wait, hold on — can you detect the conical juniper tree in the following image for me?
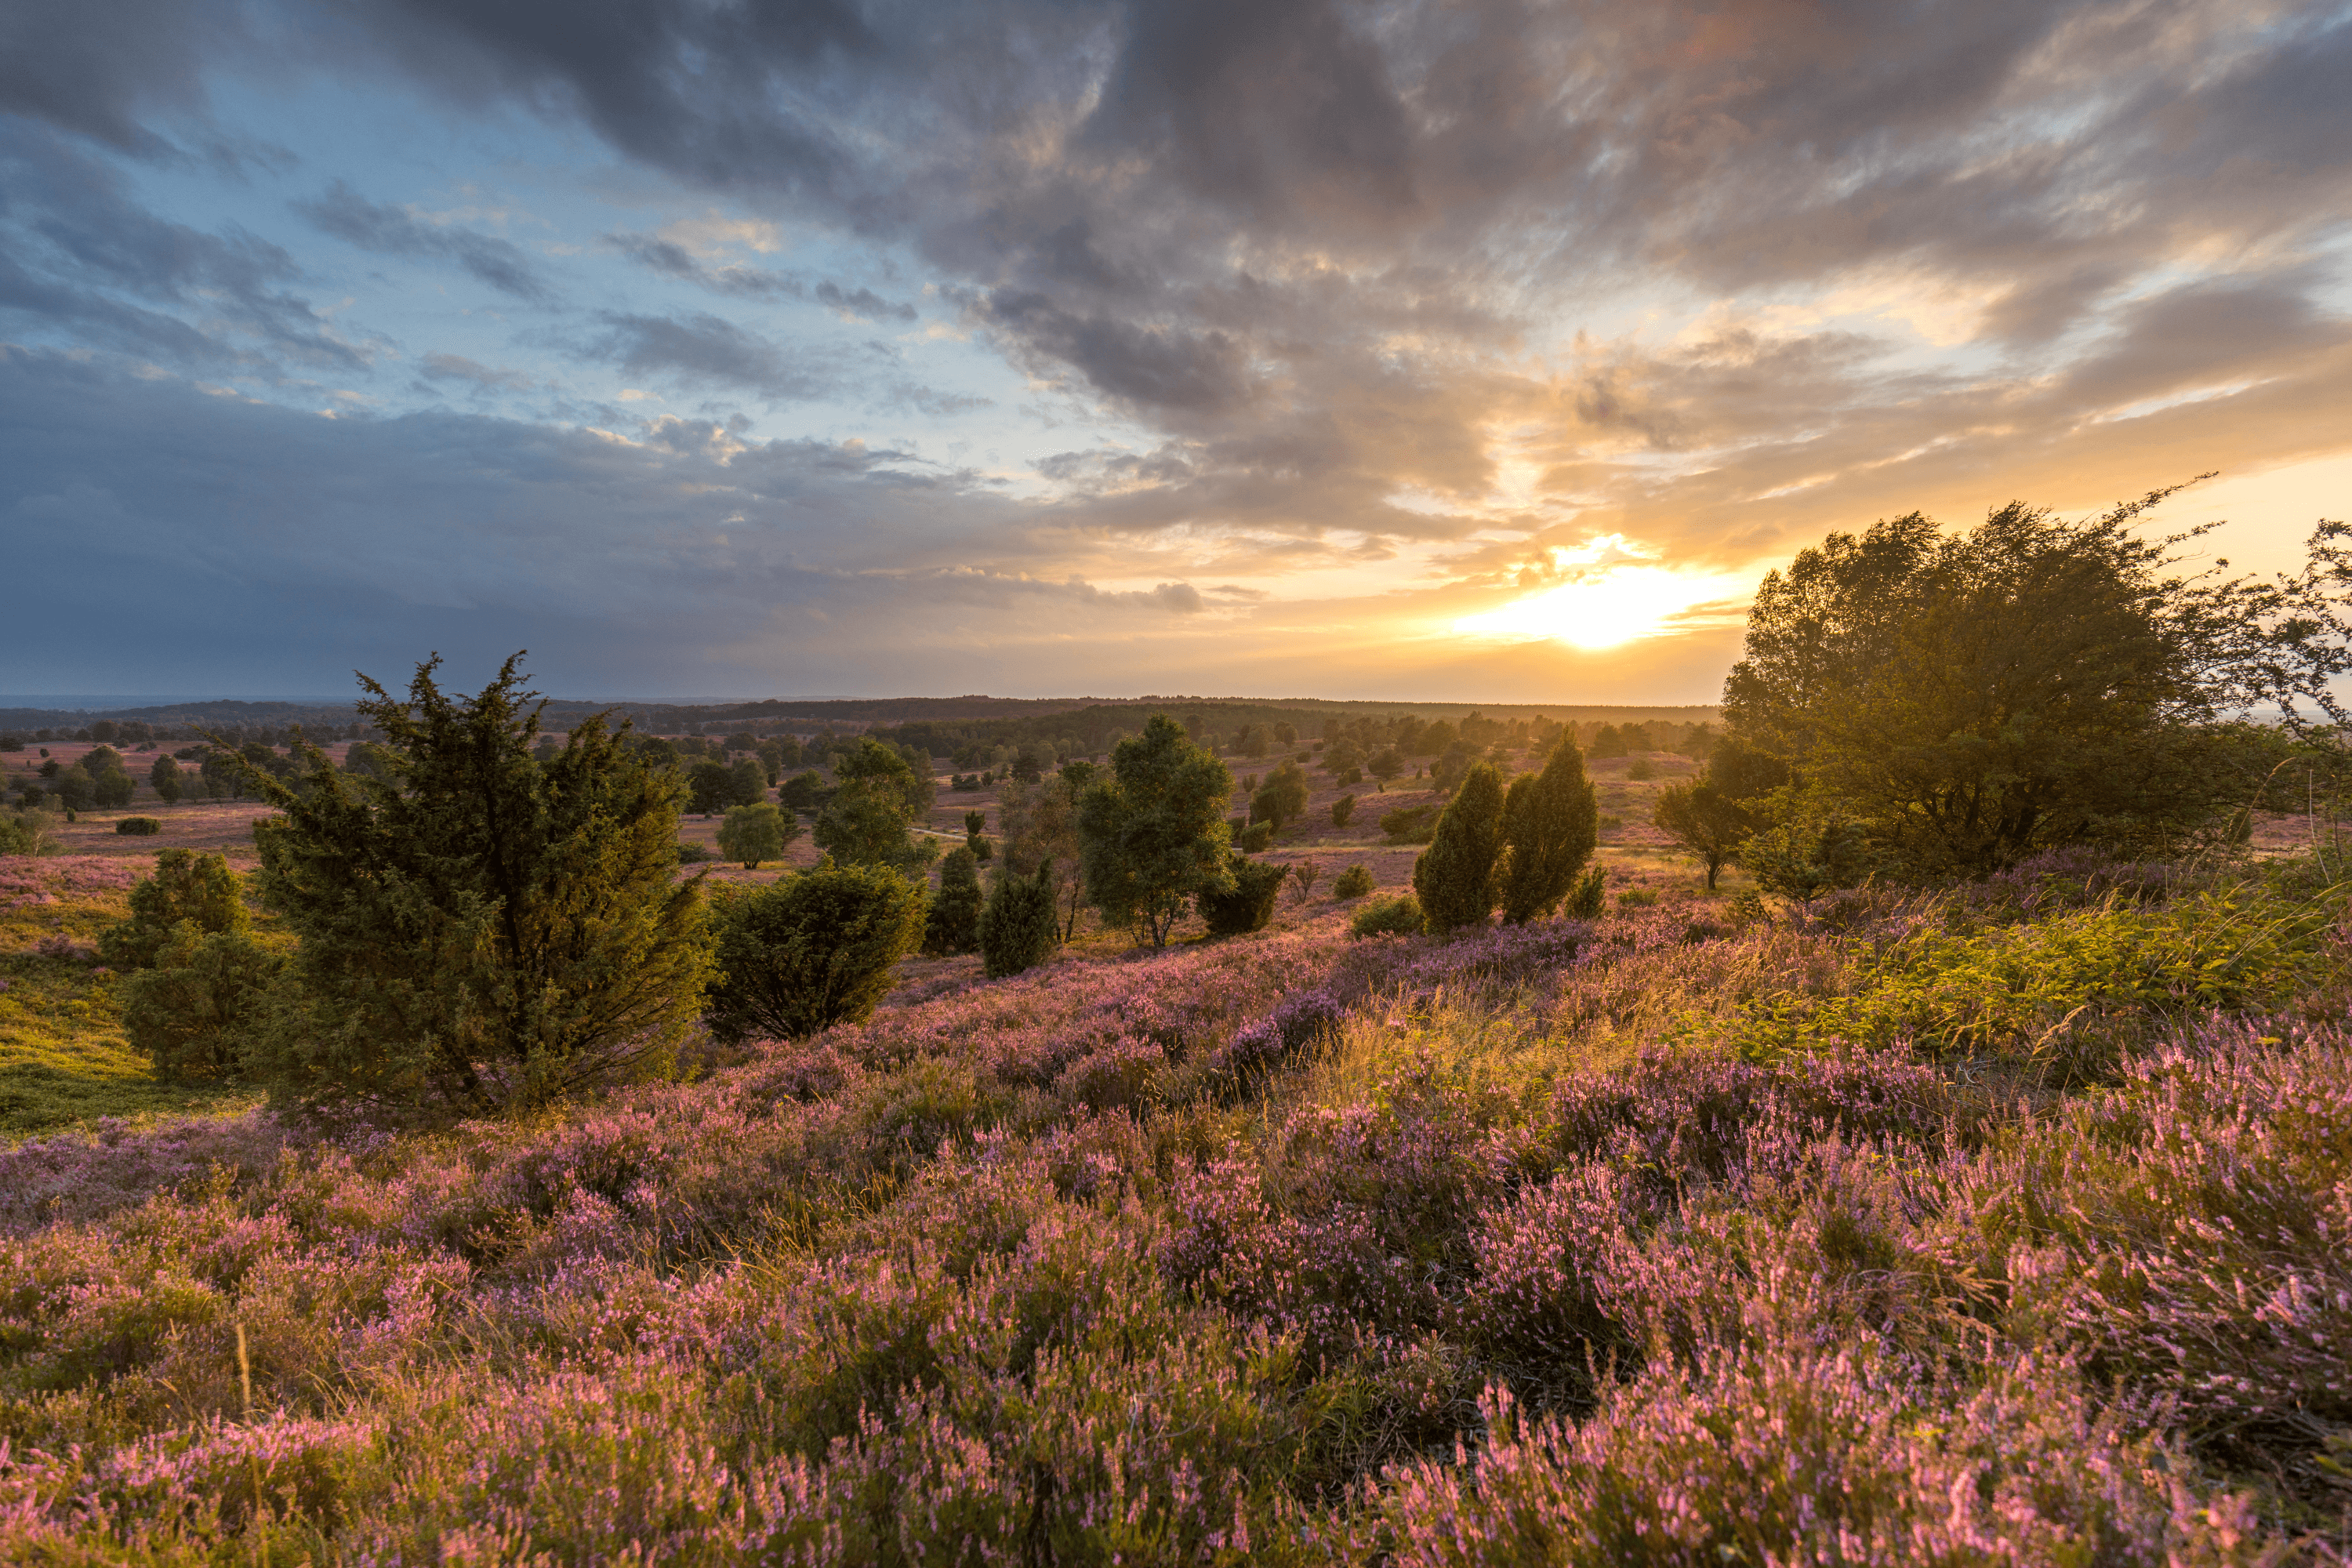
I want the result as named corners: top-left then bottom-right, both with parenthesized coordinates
top-left (240, 654), bottom-right (713, 1116)
top-left (1497, 737), bottom-right (1600, 923)
top-left (1413, 761), bottom-right (1507, 931)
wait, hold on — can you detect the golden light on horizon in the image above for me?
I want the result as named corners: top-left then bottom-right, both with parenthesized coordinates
top-left (1454, 564), bottom-right (1720, 650)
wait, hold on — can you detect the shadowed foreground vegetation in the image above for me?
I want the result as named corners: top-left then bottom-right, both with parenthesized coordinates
top-left (4, 844), bottom-right (2350, 1563)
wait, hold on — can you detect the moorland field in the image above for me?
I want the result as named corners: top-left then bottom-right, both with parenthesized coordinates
top-left (7, 495), bottom-right (2352, 1563)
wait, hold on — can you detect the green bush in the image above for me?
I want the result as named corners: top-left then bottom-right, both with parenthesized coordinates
top-left (1236, 820), bottom-right (1273, 853)
top-left (1198, 855), bottom-right (1287, 936)
top-left (0, 810), bottom-right (51, 855)
top-left (1331, 794), bottom-right (1356, 828)
top-left (979, 862), bottom-right (1059, 978)
top-left (1497, 740), bottom-right (1599, 924)
top-left (114, 816), bottom-right (162, 836)
top-left (708, 862), bottom-right (927, 1041)
top-left (100, 849), bottom-right (249, 971)
top-left (716, 800), bottom-right (799, 867)
top-left (1565, 865), bottom-right (1606, 918)
top-left (1349, 893), bottom-right (1425, 938)
top-left (1333, 864), bottom-right (1374, 899)
top-left (925, 846), bottom-right (983, 956)
top-left (1380, 804), bottom-right (1438, 844)
top-left (1414, 763), bottom-right (1506, 931)
top-left (675, 841), bottom-right (714, 864)
top-left (121, 926), bottom-right (284, 1081)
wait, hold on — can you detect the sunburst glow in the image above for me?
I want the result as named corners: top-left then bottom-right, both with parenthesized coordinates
top-left (1454, 566), bottom-right (1715, 651)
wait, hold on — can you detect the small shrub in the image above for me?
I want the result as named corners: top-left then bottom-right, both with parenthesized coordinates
top-left (1334, 865), bottom-right (1375, 899)
top-left (1287, 858), bottom-right (1320, 902)
top-left (1332, 794), bottom-right (1357, 828)
top-left (706, 862), bottom-right (927, 1041)
top-left (114, 816), bottom-right (162, 836)
top-left (121, 927), bottom-right (284, 1081)
top-left (100, 849), bottom-right (249, 971)
top-left (1199, 855), bottom-right (1287, 936)
top-left (1564, 865), bottom-right (1606, 918)
top-left (674, 841), bottom-right (713, 864)
top-left (924, 846), bottom-right (983, 956)
top-left (1381, 804), bottom-right (1438, 844)
top-left (1627, 757), bottom-right (1655, 780)
top-left (1236, 820), bottom-right (1273, 853)
top-left (979, 862), bottom-right (1060, 978)
top-left (1351, 893), bottom-right (1425, 938)
top-left (1618, 887), bottom-right (1659, 910)
top-left (0, 810), bottom-right (51, 855)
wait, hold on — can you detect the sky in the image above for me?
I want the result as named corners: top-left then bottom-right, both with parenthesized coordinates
top-left (5, 0), bottom-right (2351, 704)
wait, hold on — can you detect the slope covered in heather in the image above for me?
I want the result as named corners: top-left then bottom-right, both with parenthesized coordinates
top-left (2, 851), bottom-right (2349, 1562)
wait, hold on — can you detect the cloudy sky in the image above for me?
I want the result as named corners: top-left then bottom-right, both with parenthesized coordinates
top-left (5, 0), bottom-right (2350, 702)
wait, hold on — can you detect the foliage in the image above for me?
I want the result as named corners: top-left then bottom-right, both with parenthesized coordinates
top-left (1236, 819), bottom-right (1273, 852)
top-left (5, 847), bottom-right (2352, 1560)
top-left (780, 770), bottom-right (824, 809)
top-left (1723, 488), bottom-right (2292, 875)
top-left (1287, 858), bottom-right (1320, 902)
top-left (112, 815), bottom-right (158, 836)
top-left (1381, 804), bottom-right (1438, 844)
top-left (979, 861), bottom-right (1060, 978)
top-left (1563, 863), bottom-right (1606, 918)
top-left (52, 764), bottom-right (95, 812)
top-left (1198, 854), bottom-right (1289, 936)
top-left (997, 776), bottom-right (1087, 940)
top-left (673, 840), bottom-right (713, 864)
top-left (98, 849), bottom-right (249, 971)
top-left (706, 861), bottom-right (926, 1041)
top-left (715, 801), bottom-right (798, 868)
top-left (1497, 739), bottom-right (1599, 924)
top-left (1348, 891), bottom-right (1425, 936)
top-left (1368, 747), bottom-right (1404, 787)
top-left (1250, 760), bottom-right (1309, 832)
top-left (241, 655), bottom-right (713, 1116)
top-left (1331, 793), bottom-right (1356, 828)
top-left (93, 767), bottom-right (135, 809)
top-left (687, 758), bottom-right (760, 815)
top-left (119, 926), bottom-right (283, 1081)
top-left (1414, 762), bottom-right (1507, 931)
top-left (0, 810), bottom-right (53, 855)
top-left (1652, 778), bottom-right (1751, 891)
top-left (1740, 812), bottom-right (1872, 903)
top-left (1078, 714), bottom-right (1232, 948)
top-left (1333, 864), bottom-right (1375, 899)
top-left (924, 846), bottom-right (984, 956)
top-left (812, 769), bottom-right (935, 876)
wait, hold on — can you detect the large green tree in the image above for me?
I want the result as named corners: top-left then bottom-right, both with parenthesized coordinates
top-left (1723, 488), bottom-right (2282, 875)
top-left (1078, 714), bottom-right (1232, 948)
top-left (813, 737), bottom-right (935, 874)
top-left (1497, 739), bottom-right (1599, 923)
top-left (241, 655), bottom-right (712, 1114)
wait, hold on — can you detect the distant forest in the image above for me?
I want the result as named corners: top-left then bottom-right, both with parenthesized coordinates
top-left (1, 694), bottom-right (1719, 760)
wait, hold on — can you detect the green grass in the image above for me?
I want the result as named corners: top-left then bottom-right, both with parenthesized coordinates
top-left (0, 873), bottom-right (257, 1138)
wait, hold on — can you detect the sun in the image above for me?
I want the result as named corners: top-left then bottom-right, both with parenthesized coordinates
top-left (1454, 565), bottom-right (1708, 650)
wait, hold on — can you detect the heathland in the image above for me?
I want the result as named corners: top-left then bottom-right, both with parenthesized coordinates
top-left (5, 495), bottom-right (2352, 1561)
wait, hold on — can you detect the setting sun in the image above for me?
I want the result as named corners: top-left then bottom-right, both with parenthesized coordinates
top-left (1454, 566), bottom-right (1719, 650)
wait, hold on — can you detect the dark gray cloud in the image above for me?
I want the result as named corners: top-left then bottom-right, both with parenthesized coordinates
top-left (604, 230), bottom-right (915, 318)
top-left (0, 122), bottom-right (358, 367)
top-left (586, 310), bottom-right (839, 401)
top-left (295, 180), bottom-right (550, 299)
top-left (0, 0), bottom-right (244, 154)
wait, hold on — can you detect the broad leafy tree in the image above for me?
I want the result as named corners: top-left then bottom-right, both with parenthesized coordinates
top-left (1724, 486), bottom-right (2286, 875)
top-left (814, 737), bottom-right (935, 874)
top-left (1250, 760), bottom-right (1309, 833)
top-left (1497, 738), bottom-right (1599, 923)
top-left (1652, 778), bottom-right (1749, 891)
top-left (241, 655), bottom-right (713, 1115)
top-left (149, 753), bottom-right (183, 804)
top-left (717, 800), bottom-right (799, 868)
top-left (1078, 714), bottom-right (1232, 948)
